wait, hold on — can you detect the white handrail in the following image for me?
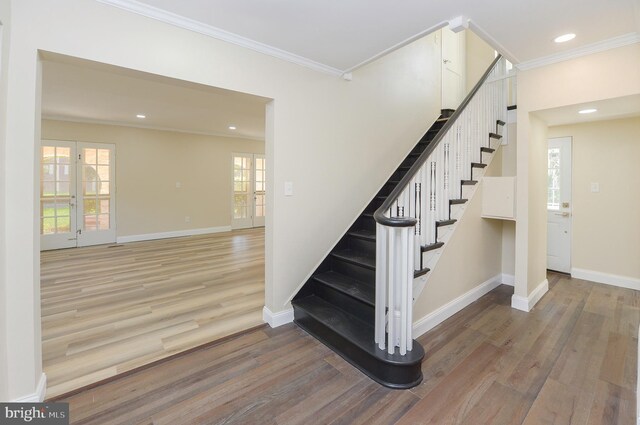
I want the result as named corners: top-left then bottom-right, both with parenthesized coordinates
top-left (375, 57), bottom-right (511, 354)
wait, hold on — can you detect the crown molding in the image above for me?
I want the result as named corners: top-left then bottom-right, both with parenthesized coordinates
top-left (42, 115), bottom-right (265, 141)
top-left (516, 32), bottom-right (640, 71)
top-left (95, 0), bottom-right (345, 77)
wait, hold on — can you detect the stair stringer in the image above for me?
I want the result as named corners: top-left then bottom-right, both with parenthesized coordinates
top-left (412, 135), bottom-right (505, 300)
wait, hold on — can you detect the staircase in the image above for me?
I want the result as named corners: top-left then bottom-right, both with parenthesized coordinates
top-left (292, 56), bottom-right (511, 389)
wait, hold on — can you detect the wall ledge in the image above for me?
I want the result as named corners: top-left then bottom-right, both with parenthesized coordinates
top-left (263, 306), bottom-right (294, 328)
top-left (11, 373), bottom-right (46, 402)
top-left (116, 226), bottom-right (232, 244)
top-left (572, 268), bottom-right (640, 291)
top-left (511, 279), bottom-right (548, 312)
top-left (413, 274), bottom-right (505, 338)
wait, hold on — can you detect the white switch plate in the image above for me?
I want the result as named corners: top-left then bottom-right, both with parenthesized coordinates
top-left (284, 181), bottom-right (293, 196)
top-left (590, 182), bottom-right (599, 193)
top-left (176, 182), bottom-right (181, 188)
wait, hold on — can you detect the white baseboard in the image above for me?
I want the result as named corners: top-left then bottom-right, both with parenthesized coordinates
top-left (413, 274), bottom-right (503, 338)
top-left (263, 306), bottom-right (294, 328)
top-left (12, 373), bottom-right (46, 402)
top-left (571, 268), bottom-right (640, 291)
top-left (511, 279), bottom-right (549, 312)
top-left (501, 273), bottom-right (515, 286)
top-left (116, 226), bottom-right (231, 244)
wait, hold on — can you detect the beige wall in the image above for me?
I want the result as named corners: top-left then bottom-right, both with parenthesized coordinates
top-left (466, 30), bottom-right (496, 92)
top-left (1, 0), bottom-right (443, 399)
top-left (516, 43), bottom-right (640, 300)
top-left (549, 117), bottom-right (640, 280)
top-left (42, 120), bottom-right (264, 237)
top-left (0, 0), bottom-right (11, 402)
top-left (501, 122), bottom-right (517, 277)
top-left (413, 149), bottom-right (504, 319)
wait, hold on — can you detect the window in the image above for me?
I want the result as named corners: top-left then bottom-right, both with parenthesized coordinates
top-left (547, 147), bottom-right (561, 210)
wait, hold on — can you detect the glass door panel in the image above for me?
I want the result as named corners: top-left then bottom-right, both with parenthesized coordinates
top-left (232, 154), bottom-right (253, 229)
top-left (40, 141), bottom-right (77, 250)
top-left (253, 155), bottom-right (266, 227)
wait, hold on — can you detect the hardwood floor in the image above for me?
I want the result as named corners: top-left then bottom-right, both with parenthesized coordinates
top-left (55, 272), bottom-right (638, 424)
top-left (41, 228), bottom-right (265, 399)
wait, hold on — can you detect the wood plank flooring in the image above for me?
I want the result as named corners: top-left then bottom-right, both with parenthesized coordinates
top-left (55, 272), bottom-right (638, 424)
top-left (41, 228), bottom-right (265, 399)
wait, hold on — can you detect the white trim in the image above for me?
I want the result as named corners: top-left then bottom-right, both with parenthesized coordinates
top-left (344, 22), bottom-right (447, 73)
top-left (511, 279), bottom-right (548, 312)
top-left (42, 115), bottom-right (266, 142)
top-left (95, 0), bottom-right (344, 77)
top-left (501, 273), bottom-right (515, 286)
top-left (571, 267), bottom-right (640, 291)
top-left (116, 226), bottom-right (231, 244)
top-left (262, 306), bottom-right (294, 328)
top-left (507, 108), bottom-right (517, 124)
top-left (12, 374), bottom-right (47, 402)
top-left (516, 32), bottom-right (640, 71)
top-left (413, 274), bottom-right (503, 338)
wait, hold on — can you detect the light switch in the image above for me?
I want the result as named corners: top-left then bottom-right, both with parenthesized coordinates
top-left (284, 181), bottom-right (293, 196)
top-left (176, 182), bottom-right (182, 189)
top-left (590, 182), bottom-right (599, 193)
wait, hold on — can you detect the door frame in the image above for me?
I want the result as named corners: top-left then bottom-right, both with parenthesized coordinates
top-left (546, 136), bottom-right (572, 273)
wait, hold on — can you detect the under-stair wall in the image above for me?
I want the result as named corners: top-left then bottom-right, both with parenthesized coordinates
top-left (412, 147), bottom-right (507, 335)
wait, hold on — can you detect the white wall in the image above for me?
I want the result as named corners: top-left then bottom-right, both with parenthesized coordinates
top-left (548, 117), bottom-right (640, 281)
top-left (466, 30), bottom-right (496, 92)
top-left (515, 43), bottom-right (640, 302)
top-left (1, 0), bottom-right (442, 399)
top-left (0, 0), bottom-right (11, 402)
top-left (42, 120), bottom-right (264, 238)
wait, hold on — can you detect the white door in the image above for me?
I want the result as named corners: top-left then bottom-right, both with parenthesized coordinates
top-left (547, 137), bottom-right (572, 273)
top-left (232, 153), bottom-right (265, 229)
top-left (441, 27), bottom-right (466, 110)
top-left (40, 140), bottom-right (116, 250)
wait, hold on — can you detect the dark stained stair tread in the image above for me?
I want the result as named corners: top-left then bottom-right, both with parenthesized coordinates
top-left (461, 180), bottom-right (478, 185)
top-left (414, 267), bottom-right (430, 278)
top-left (480, 147), bottom-right (495, 153)
top-left (421, 241), bottom-right (444, 252)
top-left (292, 295), bottom-right (424, 388)
top-left (313, 271), bottom-right (374, 306)
top-left (449, 199), bottom-right (468, 205)
top-left (489, 132), bottom-right (503, 139)
top-left (331, 249), bottom-right (375, 270)
top-left (471, 162), bottom-right (487, 168)
top-left (348, 229), bottom-right (376, 242)
top-left (435, 219), bottom-right (456, 227)
top-left (497, 120), bottom-right (506, 126)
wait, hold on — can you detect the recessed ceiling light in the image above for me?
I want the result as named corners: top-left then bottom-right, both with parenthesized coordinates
top-left (554, 33), bottom-right (576, 43)
top-left (578, 108), bottom-right (597, 114)
top-left (228, 125), bottom-right (237, 130)
top-left (136, 114), bottom-right (146, 119)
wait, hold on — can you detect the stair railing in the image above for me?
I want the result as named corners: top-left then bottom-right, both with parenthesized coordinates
top-left (373, 55), bottom-right (509, 355)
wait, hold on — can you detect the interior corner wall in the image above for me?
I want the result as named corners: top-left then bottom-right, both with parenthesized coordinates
top-left (515, 43), bottom-right (640, 300)
top-left (2, 0), bottom-right (442, 399)
top-left (465, 30), bottom-right (496, 92)
top-left (548, 117), bottom-right (640, 281)
top-left (41, 120), bottom-right (264, 238)
top-left (0, 0), bottom-right (11, 402)
top-left (413, 148), bottom-right (504, 320)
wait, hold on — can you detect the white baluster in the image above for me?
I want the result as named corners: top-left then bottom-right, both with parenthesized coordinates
top-left (375, 223), bottom-right (387, 350)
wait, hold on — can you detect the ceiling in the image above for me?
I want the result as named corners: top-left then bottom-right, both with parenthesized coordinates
top-left (41, 56), bottom-right (269, 140)
top-left (534, 94), bottom-right (640, 127)
top-left (104, 0), bottom-right (640, 72)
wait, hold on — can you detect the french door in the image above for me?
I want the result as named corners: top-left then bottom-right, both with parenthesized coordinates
top-left (40, 140), bottom-right (116, 250)
top-left (232, 153), bottom-right (265, 229)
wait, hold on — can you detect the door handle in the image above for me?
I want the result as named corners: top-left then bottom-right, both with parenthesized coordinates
top-left (554, 212), bottom-right (570, 217)
top-left (443, 59), bottom-right (451, 64)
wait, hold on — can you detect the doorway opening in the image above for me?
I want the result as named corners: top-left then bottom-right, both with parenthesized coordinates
top-left (38, 53), bottom-right (270, 398)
